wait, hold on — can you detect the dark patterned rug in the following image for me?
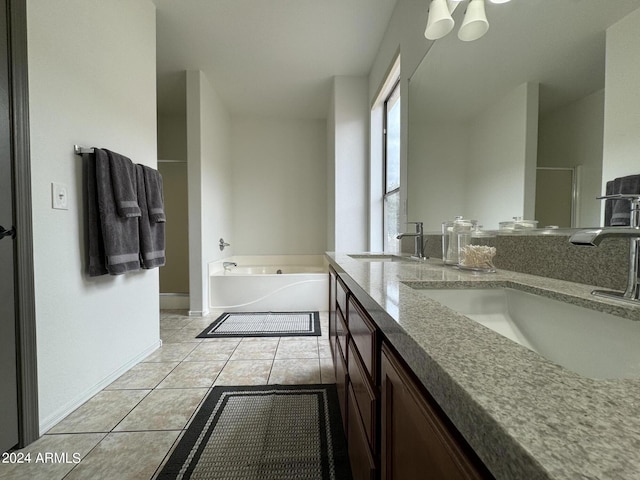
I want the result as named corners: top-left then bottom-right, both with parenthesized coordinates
top-left (196, 311), bottom-right (321, 338)
top-left (156, 384), bottom-right (351, 480)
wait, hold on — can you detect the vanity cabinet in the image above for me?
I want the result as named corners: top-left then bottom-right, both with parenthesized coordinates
top-left (328, 266), bottom-right (493, 480)
top-left (381, 344), bottom-right (491, 480)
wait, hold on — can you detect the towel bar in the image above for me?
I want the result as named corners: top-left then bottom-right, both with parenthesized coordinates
top-left (74, 145), bottom-right (94, 155)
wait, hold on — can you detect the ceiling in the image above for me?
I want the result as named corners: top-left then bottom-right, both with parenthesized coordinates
top-left (153, 0), bottom-right (398, 119)
top-left (410, 0), bottom-right (640, 122)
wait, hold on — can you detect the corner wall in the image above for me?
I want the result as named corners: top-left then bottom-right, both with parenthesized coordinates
top-left (27, 0), bottom-right (159, 431)
top-left (186, 71), bottom-right (232, 315)
top-left (330, 76), bottom-right (369, 253)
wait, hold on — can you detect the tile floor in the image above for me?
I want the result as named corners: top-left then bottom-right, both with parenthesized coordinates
top-left (0, 310), bottom-right (335, 480)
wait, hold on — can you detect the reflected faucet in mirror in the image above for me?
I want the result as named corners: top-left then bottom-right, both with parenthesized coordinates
top-left (570, 195), bottom-right (640, 303)
top-left (397, 222), bottom-right (428, 260)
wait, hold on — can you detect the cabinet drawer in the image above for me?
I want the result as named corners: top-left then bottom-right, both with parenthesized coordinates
top-left (335, 340), bottom-right (348, 432)
top-left (336, 276), bottom-right (348, 317)
top-left (348, 340), bottom-right (377, 453)
top-left (347, 383), bottom-right (376, 480)
top-left (337, 308), bottom-right (348, 360)
top-left (348, 297), bottom-right (377, 379)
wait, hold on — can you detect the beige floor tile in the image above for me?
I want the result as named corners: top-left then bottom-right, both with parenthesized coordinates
top-left (269, 359), bottom-right (321, 384)
top-left (0, 433), bottom-right (105, 480)
top-left (214, 360), bottom-right (273, 385)
top-left (160, 329), bottom-right (204, 344)
top-left (63, 431), bottom-right (180, 480)
top-left (183, 340), bottom-right (239, 361)
top-left (157, 361), bottom-right (226, 389)
top-left (275, 337), bottom-right (319, 359)
top-left (106, 362), bottom-right (178, 390)
top-left (229, 338), bottom-right (279, 360)
top-left (48, 390), bottom-right (150, 434)
top-left (320, 357), bottom-right (336, 384)
top-left (318, 339), bottom-right (333, 358)
top-left (159, 316), bottom-right (192, 331)
top-left (142, 343), bottom-right (198, 363)
top-left (114, 388), bottom-right (208, 431)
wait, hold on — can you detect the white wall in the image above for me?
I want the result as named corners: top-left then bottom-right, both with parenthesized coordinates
top-left (186, 71), bottom-right (232, 315)
top-left (603, 7), bottom-right (640, 202)
top-left (465, 83), bottom-right (539, 229)
top-left (231, 117), bottom-right (327, 255)
top-left (331, 76), bottom-right (369, 252)
top-left (407, 119), bottom-right (468, 232)
top-left (27, 0), bottom-right (159, 431)
top-left (538, 89), bottom-right (604, 227)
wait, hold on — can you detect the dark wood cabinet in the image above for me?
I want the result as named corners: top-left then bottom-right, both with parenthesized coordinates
top-left (381, 344), bottom-right (492, 480)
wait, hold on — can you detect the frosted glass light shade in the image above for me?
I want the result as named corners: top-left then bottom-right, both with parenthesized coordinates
top-left (458, 0), bottom-right (489, 42)
top-left (424, 0), bottom-right (454, 40)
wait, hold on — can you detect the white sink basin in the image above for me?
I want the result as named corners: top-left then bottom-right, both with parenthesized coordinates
top-left (415, 287), bottom-right (640, 379)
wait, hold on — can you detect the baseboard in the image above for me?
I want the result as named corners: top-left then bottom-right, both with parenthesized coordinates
top-left (188, 309), bottom-right (209, 317)
top-left (38, 339), bottom-right (162, 434)
top-left (160, 293), bottom-right (189, 309)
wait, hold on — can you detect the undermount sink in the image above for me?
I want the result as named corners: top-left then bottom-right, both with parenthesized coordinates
top-left (412, 287), bottom-right (640, 379)
top-left (349, 253), bottom-right (417, 262)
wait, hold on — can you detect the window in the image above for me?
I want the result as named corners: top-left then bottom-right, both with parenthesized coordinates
top-left (383, 81), bottom-right (401, 251)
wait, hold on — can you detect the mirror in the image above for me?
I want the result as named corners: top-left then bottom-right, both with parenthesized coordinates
top-left (408, 0), bottom-right (640, 231)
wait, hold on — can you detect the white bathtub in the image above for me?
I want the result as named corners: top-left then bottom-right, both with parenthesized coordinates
top-left (208, 255), bottom-right (328, 312)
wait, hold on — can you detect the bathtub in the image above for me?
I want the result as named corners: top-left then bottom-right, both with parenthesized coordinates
top-left (208, 255), bottom-right (328, 312)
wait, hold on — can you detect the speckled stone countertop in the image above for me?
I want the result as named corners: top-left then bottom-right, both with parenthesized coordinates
top-left (326, 252), bottom-right (640, 480)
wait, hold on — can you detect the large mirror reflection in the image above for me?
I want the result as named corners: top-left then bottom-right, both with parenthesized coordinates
top-left (408, 0), bottom-right (640, 231)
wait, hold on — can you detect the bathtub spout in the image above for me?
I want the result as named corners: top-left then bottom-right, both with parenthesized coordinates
top-left (223, 262), bottom-right (237, 270)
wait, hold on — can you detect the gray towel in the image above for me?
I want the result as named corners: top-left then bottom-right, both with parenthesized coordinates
top-left (608, 175), bottom-right (640, 226)
top-left (141, 165), bottom-right (166, 223)
top-left (95, 148), bottom-right (141, 274)
top-left (84, 152), bottom-right (108, 276)
top-left (105, 149), bottom-right (141, 218)
top-left (136, 164), bottom-right (166, 269)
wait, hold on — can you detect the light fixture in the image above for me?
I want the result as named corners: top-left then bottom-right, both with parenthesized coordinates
top-left (424, 0), bottom-right (454, 40)
top-left (458, 0), bottom-right (489, 41)
top-left (424, 0), bottom-right (508, 43)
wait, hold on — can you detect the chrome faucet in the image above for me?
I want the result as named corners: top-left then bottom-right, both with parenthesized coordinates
top-left (223, 261), bottom-right (237, 270)
top-left (397, 222), bottom-right (428, 260)
top-left (569, 194), bottom-right (640, 303)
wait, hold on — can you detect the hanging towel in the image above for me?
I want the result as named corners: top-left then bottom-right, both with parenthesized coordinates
top-left (105, 149), bottom-right (141, 218)
top-left (95, 148), bottom-right (141, 274)
top-left (136, 164), bottom-right (166, 269)
top-left (606, 174), bottom-right (640, 226)
top-left (84, 152), bottom-right (108, 276)
top-left (141, 164), bottom-right (166, 223)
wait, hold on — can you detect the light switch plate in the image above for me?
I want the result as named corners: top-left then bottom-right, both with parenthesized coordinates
top-left (52, 183), bottom-right (69, 210)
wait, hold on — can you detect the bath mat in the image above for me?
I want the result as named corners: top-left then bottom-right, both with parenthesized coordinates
top-left (156, 384), bottom-right (351, 480)
top-left (196, 311), bottom-right (321, 338)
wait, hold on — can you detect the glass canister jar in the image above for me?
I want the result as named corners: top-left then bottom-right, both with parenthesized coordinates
top-left (442, 216), bottom-right (476, 265)
top-left (458, 226), bottom-right (496, 273)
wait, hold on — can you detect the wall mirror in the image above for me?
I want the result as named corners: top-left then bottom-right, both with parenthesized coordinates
top-left (407, 0), bottom-right (640, 232)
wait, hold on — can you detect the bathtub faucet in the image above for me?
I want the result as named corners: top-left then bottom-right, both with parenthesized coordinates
top-left (223, 262), bottom-right (237, 270)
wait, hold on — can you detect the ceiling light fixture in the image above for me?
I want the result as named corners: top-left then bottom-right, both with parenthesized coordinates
top-left (424, 0), bottom-right (511, 42)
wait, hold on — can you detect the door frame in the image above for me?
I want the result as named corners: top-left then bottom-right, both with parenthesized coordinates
top-left (7, 0), bottom-right (38, 447)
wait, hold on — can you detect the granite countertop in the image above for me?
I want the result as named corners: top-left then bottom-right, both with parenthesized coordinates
top-left (326, 252), bottom-right (640, 480)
